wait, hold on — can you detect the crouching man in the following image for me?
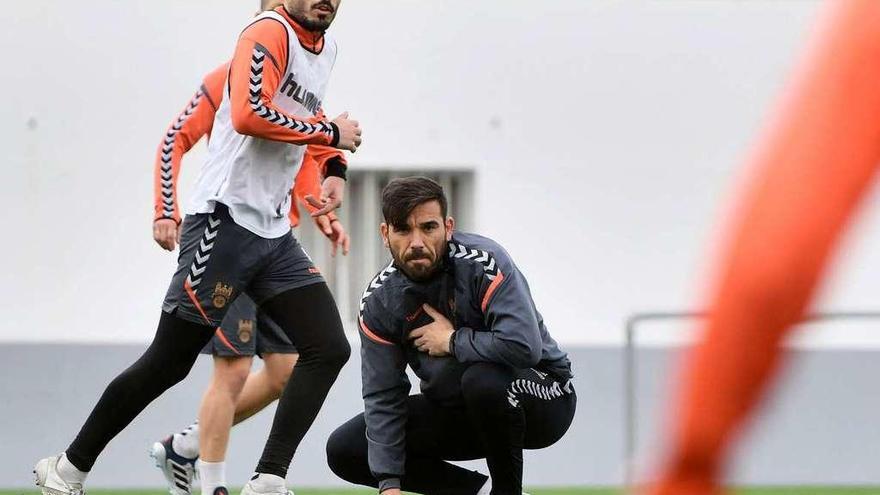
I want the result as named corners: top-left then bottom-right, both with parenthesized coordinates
top-left (326, 176), bottom-right (576, 495)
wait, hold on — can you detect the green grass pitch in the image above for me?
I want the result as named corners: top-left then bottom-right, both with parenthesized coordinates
top-left (3, 488), bottom-right (880, 495)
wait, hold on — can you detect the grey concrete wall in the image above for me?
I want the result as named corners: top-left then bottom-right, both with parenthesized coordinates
top-left (2, 344), bottom-right (879, 489)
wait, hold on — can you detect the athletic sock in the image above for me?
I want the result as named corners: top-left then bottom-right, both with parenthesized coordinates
top-left (173, 422), bottom-right (200, 459)
top-left (249, 473), bottom-right (286, 493)
top-left (198, 460), bottom-right (226, 495)
top-left (57, 453), bottom-right (88, 485)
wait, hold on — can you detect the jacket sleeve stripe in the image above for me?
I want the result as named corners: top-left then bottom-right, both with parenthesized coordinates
top-left (480, 270), bottom-right (505, 313)
top-left (360, 317), bottom-right (394, 346)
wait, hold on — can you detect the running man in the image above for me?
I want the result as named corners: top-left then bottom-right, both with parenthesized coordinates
top-left (650, 1), bottom-right (880, 494)
top-left (34, 2), bottom-right (360, 495)
top-left (326, 177), bottom-right (577, 495)
top-left (148, 4), bottom-right (351, 490)
top-left (153, 57), bottom-right (348, 253)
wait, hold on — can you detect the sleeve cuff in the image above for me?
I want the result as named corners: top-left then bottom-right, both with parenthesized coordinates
top-left (329, 122), bottom-right (340, 148)
top-left (325, 156), bottom-right (347, 180)
top-left (452, 327), bottom-right (473, 362)
top-left (154, 215), bottom-right (181, 225)
top-left (378, 477), bottom-right (401, 492)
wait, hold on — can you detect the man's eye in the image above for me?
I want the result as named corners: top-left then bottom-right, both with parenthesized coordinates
top-left (424, 224), bottom-right (437, 231)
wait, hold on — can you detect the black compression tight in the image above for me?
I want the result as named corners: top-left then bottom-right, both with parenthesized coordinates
top-left (254, 282), bottom-right (350, 478)
top-left (64, 283), bottom-right (348, 477)
top-left (66, 311), bottom-right (215, 471)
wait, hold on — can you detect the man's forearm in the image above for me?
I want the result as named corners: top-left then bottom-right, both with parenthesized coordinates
top-left (452, 326), bottom-right (540, 368)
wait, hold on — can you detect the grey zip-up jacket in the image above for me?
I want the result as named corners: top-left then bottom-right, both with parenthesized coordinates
top-left (358, 232), bottom-right (572, 489)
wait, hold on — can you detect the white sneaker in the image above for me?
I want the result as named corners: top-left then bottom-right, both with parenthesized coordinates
top-left (240, 474), bottom-right (294, 495)
top-left (33, 454), bottom-right (84, 495)
top-left (150, 436), bottom-right (197, 495)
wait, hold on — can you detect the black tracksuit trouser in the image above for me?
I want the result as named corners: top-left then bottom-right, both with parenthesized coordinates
top-left (327, 362), bottom-right (576, 495)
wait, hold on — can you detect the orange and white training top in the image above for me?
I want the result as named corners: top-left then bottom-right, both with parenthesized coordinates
top-left (153, 59), bottom-right (342, 229)
top-left (186, 7), bottom-right (344, 238)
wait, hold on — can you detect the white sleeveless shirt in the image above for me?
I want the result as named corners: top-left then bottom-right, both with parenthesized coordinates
top-left (186, 11), bottom-right (337, 238)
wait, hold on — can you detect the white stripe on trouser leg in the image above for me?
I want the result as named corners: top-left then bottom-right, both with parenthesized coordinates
top-left (505, 376), bottom-right (573, 409)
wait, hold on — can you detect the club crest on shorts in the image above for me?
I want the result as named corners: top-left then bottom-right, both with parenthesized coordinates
top-left (211, 282), bottom-right (234, 308)
top-left (238, 319), bottom-right (254, 343)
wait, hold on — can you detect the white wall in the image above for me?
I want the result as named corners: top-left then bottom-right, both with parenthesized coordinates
top-left (6, 0), bottom-right (880, 345)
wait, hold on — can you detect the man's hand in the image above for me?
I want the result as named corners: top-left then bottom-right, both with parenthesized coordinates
top-left (305, 176), bottom-right (346, 217)
top-left (409, 304), bottom-right (455, 357)
top-left (153, 218), bottom-right (179, 251)
top-left (331, 111), bottom-right (362, 152)
top-left (315, 215), bottom-right (351, 256)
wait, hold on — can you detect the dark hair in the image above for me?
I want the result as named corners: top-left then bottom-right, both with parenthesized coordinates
top-left (381, 176), bottom-right (448, 230)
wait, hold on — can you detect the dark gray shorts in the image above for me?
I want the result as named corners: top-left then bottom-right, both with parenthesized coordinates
top-left (200, 293), bottom-right (297, 357)
top-left (163, 203), bottom-right (324, 329)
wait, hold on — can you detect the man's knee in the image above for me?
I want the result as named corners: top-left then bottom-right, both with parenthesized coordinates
top-left (320, 315), bottom-right (352, 369)
top-left (461, 362), bottom-right (513, 408)
top-left (306, 333), bottom-right (350, 371)
top-left (263, 353), bottom-right (298, 396)
top-left (325, 426), bottom-right (350, 478)
top-left (146, 312), bottom-right (214, 387)
top-left (326, 416), bottom-right (366, 481)
top-left (144, 354), bottom-right (194, 388)
top-left (326, 337), bottom-right (351, 370)
top-left (213, 356), bottom-right (253, 395)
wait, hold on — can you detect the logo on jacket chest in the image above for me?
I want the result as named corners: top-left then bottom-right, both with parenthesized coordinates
top-left (405, 306), bottom-right (424, 323)
top-left (279, 73), bottom-right (321, 115)
top-left (404, 298), bottom-right (458, 324)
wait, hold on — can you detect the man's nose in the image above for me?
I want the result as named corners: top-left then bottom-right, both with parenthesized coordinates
top-left (410, 233), bottom-right (425, 249)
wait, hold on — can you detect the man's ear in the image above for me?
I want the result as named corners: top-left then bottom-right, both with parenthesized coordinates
top-left (445, 216), bottom-right (455, 241)
top-left (380, 222), bottom-right (390, 247)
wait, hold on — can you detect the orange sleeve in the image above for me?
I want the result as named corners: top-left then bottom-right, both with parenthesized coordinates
top-left (308, 145), bottom-right (347, 180)
top-left (201, 62), bottom-right (229, 119)
top-left (228, 19), bottom-right (338, 146)
top-left (288, 163), bottom-right (309, 228)
top-left (153, 63), bottom-right (227, 223)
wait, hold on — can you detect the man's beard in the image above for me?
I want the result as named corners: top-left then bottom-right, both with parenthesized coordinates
top-left (394, 251), bottom-right (443, 282)
top-left (291, 2), bottom-right (335, 31)
top-left (297, 15), bottom-right (333, 31)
